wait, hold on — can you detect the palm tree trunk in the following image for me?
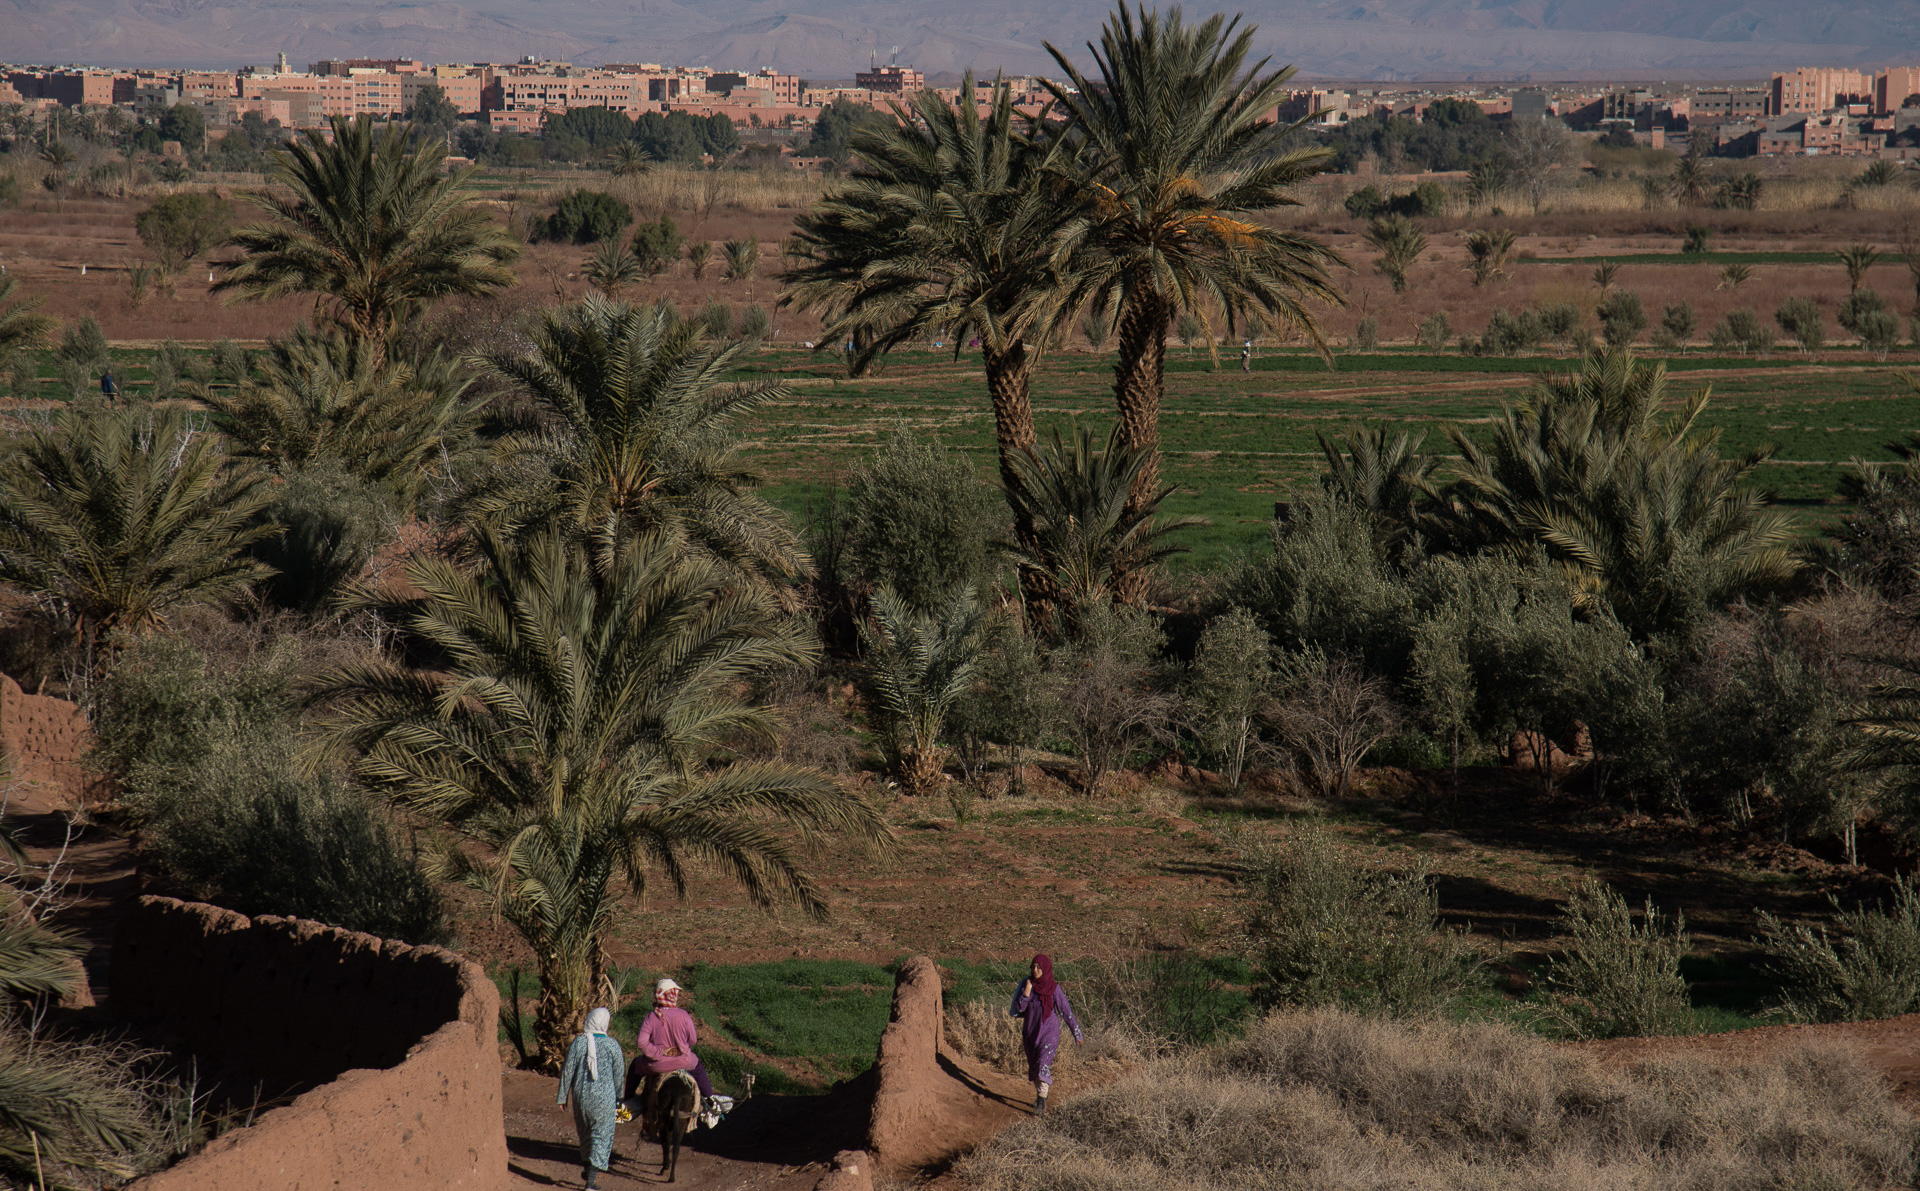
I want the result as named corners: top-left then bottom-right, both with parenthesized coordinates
top-left (535, 941), bottom-right (603, 1074)
top-left (983, 340), bottom-right (1057, 617)
top-left (1113, 291), bottom-right (1170, 519)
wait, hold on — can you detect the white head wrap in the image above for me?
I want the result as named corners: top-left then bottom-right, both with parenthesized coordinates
top-left (581, 1006), bottom-right (612, 1080)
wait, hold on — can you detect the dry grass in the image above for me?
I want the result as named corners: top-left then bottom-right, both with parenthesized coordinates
top-left (959, 1008), bottom-right (1918, 1191)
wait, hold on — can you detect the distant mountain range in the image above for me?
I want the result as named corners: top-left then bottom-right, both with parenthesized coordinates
top-left (4, 0), bottom-right (1919, 81)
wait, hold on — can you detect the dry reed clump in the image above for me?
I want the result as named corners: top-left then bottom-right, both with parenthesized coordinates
top-left (958, 1008), bottom-right (1918, 1191)
top-left (945, 998), bottom-right (1032, 1075)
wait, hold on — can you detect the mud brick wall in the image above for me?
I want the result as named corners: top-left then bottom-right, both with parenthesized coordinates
top-left (114, 896), bottom-right (507, 1190)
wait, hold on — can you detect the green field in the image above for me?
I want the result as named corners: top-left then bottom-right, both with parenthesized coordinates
top-left (19, 342), bottom-right (1915, 574)
top-left (726, 345), bottom-right (1919, 571)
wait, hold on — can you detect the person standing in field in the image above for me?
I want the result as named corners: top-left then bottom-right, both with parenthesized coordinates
top-left (1240, 341), bottom-right (1251, 372)
top-left (100, 369), bottom-right (117, 398)
top-left (1009, 954), bottom-right (1083, 1116)
top-left (557, 1006), bottom-right (624, 1189)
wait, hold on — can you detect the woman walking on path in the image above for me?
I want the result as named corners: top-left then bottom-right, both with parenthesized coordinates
top-left (1009, 954), bottom-right (1083, 1116)
top-left (557, 1006), bottom-right (624, 1189)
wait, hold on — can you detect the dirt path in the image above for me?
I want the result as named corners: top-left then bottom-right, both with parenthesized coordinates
top-left (501, 1069), bottom-right (864, 1191)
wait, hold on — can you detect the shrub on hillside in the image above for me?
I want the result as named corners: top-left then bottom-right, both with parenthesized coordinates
top-left (1541, 878), bottom-right (1691, 1038)
top-left (543, 190), bottom-right (629, 245)
top-left (544, 189), bottom-right (630, 244)
top-left (133, 192), bottom-right (231, 265)
top-left (1416, 312), bottom-right (1450, 351)
top-left (843, 428), bottom-right (1002, 611)
top-left (1050, 600), bottom-right (1171, 793)
top-left (1759, 876), bottom-right (1920, 1023)
top-left (1776, 295), bottom-right (1826, 352)
top-left (630, 216), bottom-right (682, 274)
top-left (91, 635), bottom-right (447, 943)
top-left (1597, 289), bottom-right (1648, 346)
top-left (1240, 826), bottom-right (1476, 1016)
top-left (1710, 307), bottom-right (1772, 354)
top-left (250, 463), bottom-right (398, 614)
top-left (1181, 607), bottom-right (1273, 789)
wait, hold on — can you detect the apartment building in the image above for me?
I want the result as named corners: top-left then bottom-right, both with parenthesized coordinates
top-left (403, 67), bottom-right (488, 116)
top-left (1771, 66), bottom-right (1872, 115)
top-left (1878, 66), bottom-right (1920, 114)
top-left (855, 65), bottom-right (923, 94)
top-left (8, 68), bottom-right (129, 106)
top-left (706, 69), bottom-right (801, 105)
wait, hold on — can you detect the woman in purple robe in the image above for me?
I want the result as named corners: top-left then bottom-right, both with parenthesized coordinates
top-left (1008, 953), bottom-right (1083, 1115)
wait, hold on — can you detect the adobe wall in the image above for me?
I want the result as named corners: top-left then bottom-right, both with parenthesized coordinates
top-left (113, 896), bottom-right (507, 1191)
top-left (861, 955), bottom-right (1027, 1178)
top-left (0, 672), bottom-right (91, 803)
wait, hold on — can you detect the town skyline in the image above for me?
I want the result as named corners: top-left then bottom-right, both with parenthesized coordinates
top-left (5, 0), bottom-right (1920, 81)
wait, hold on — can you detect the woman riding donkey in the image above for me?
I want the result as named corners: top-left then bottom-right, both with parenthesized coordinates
top-left (1009, 954), bottom-right (1083, 1116)
top-left (626, 977), bottom-right (717, 1124)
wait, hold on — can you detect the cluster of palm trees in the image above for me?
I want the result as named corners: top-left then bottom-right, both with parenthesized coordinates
top-left (0, 113), bottom-right (889, 1074)
top-left (782, 4), bottom-right (1345, 602)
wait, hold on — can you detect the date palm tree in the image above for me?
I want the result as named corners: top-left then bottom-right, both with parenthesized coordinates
top-left (1042, 5), bottom-right (1345, 517)
top-left (1002, 423), bottom-right (1206, 619)
top-left (0, 405), bottom-right (274, 650)
top-left (859, 586), bottom-right (986, 795)
top-left (193, 324), bottom-right (480, 502)
top-left (0, 275), bottom-right (54, 376)
top-left (783, 75), bottom-right (1077, 603)
top-left (1839, 243), bottom-right (1880, 295)
top-left (217, 115), bottom-right (520, 346)
top-left (467, 295), bottom-right (806, 588)
top-left (1462, 228), bottom-right (1515, 287)
top-left (314, 527), bottom-right (888, 1070)
top-left (0, 914), bottom-right (155, 1184)
top-left (1435, 349), bottom-right (1798, 641)
top-left (1364, 215), bottom-right (1425, 293)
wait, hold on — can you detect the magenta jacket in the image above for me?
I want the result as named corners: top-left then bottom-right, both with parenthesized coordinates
top-left (635, 1006), bottom-right (699, 1075)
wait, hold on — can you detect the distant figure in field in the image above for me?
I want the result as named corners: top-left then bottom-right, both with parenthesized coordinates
top-left (557, 1006), bottom-right (623, 1190)
top-left (100, 369), bottom-right (117, 398)
top-left (1240, 342), bottom-right (1251, 372)
top-left (1009, 954), bottom-right (1083, 1116)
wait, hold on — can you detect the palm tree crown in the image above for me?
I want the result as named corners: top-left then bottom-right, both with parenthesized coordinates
top-left (783, 76), bottom-right (1075, 601)
top-left (314, 528), bottom-right (888, 1069)
top-left (1043, 4), bottom-right (1345, 511)
top-left (0, 405), bottom-right (274, 645)
top-left (1436, 349), bottom-right (1798, 640)
top-left (468, 296), bottom-right (807, 588)
top-left (217, 115), bottom-right (520, 344)
top-left (194, 324), bottom-right (480, 503)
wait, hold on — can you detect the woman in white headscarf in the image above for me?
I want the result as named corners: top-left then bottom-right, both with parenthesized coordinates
top-left (556, 1006), bottom-right (624, 1189)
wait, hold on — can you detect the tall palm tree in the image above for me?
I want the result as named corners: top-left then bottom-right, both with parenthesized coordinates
top-left (468, 296), bottom-right (807, 588)
top-left (0, 274), bottom-right (55, 374)
top-left (1839, 243), bottom-right (1880, 296)
top-left (193, 324), bottom-right (480, 502)
top-left (1435, 349), bottom-right (1798, 641)
top-left (858, 586), bottom-right (986, 795)
top-left (0, 405), bottom-right (274, 649)
top-left (783, 75), bottom-right (1077, 602)
top-left (1043, 5), bottom-right (1345, 515)
top-left (217, 115), bottom-right (520, 345)
top-left (314, 528), bottom-right (888, 1070)
top-left (1002, 423), bottom-right (1206, 619)
top-left (1670, 155), bottom-right (1711, 207)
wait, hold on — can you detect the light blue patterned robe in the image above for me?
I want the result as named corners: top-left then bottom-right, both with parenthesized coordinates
top-left (557, 1032), bottom-right (625, 1172)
